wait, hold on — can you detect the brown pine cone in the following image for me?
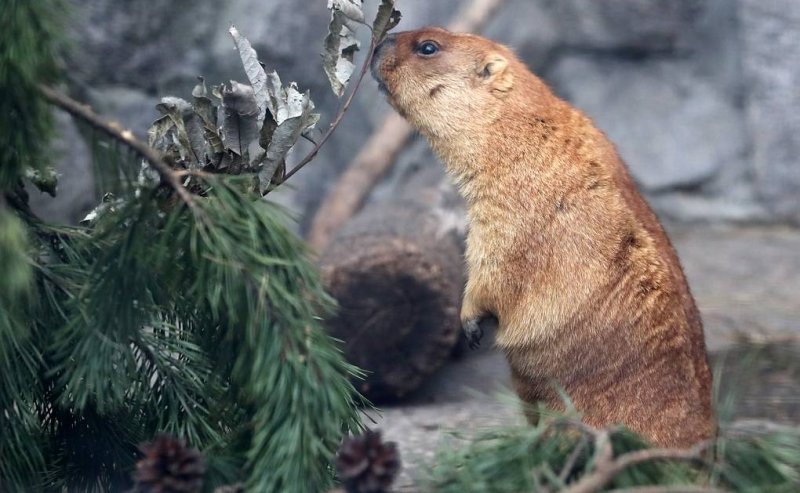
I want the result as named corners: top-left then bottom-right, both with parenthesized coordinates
top-left (131, 435), bottom-right (206, 493)
top-left (335, 429), bottom-right (401, 493)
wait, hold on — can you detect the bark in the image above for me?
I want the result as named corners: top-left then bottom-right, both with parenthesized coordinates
top-left (319, 201), bottom-right (464, 401)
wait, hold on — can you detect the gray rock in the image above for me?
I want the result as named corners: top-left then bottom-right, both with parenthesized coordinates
top-left (650, 191), bottom-right (769, 224)
top-left (739, 0), bottom-right (800, 223)
top-left (548, 0), bottom-right (703, 52)
top-left (549, 56), bottom-right (749, 197)
top-left (87, 86), bottom-right (159, 140)
top-left (482, 0), bottom-right (560, 72)
top-left (70, 0), bottom-right (218, 91)
top-left (54, 0), bottom-right (800, 226)
top-left (671, 224), bottom-right (800, 349)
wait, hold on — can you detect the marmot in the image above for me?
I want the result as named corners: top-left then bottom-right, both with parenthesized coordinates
top-left (371, 27), bottom-right (714, 447)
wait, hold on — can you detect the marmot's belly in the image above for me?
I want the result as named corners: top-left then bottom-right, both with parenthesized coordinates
top-left (503, 325), bottom-right (713, 447)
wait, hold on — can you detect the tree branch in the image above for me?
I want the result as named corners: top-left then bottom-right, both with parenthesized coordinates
top-left (562, 441), bottom-right (712, 493)
top-left (38, 85), bottom-right (197, 210)
top-left (559, 434), bottom-right (589, 484)
top-left (605, 487), bottom-right (729, 493)
top-left (282, 36), bottom-right (378, 183)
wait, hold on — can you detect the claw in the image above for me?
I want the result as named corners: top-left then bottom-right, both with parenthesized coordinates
top-left (463, 318), bottom-right (484, 350)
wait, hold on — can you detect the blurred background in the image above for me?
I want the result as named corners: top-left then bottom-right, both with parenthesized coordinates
top-left (34, 0), bottom-right (800, 228)
top-left (31, 0), bottom-right (799, 479)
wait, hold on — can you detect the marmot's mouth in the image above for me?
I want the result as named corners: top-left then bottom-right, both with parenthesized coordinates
top-left (370, 57), bottom-right (390, 96)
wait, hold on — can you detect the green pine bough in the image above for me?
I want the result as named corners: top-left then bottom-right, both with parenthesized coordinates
top-left (1, 1), bottom-right (401, 491)
top-left (0, 0), bottom-right (62, 190)
top-left (423, 412), bottom-right (800, 493)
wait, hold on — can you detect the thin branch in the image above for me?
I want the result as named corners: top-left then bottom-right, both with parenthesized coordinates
top-left (562, 441), bottom-right (712, 493)
top-left (306, 0), bottom-right (510, 251)
top-left (38, 85), bottom-right (197, 211)
top-left (559, 434), bottom-right (590, 484)
top-left (282, 36), bottom-right (377, 182)
top-left (605, 487), bottom-right (729, 493)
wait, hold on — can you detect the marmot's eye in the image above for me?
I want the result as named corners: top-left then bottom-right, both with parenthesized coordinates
top-left (416, 41), bottom-right (439, 57)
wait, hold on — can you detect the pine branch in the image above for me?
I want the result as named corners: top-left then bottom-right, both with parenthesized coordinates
top-left (562, 442), bottom-right (710, 493)
top-left (559, 434), bottom-right (590, 484)
top-left (0, 1), bottom-right (64, 190)
top-left (37, 85), bottom-right (198, 211)
top-left (605, 487), bottom-right (728, 493)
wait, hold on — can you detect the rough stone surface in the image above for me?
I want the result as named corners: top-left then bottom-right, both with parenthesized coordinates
top-left (739, 0), bottom-right (800, 223)
top-left (43, 0), bottom-right (800, 225)
top-left (28, 110), bottom-right (96, 224)
top-left (71, 0), bottom-right (218, 91)
top-left (671, 224), bottom-right (800, 347)
top-left (87, 86), bottom-right (159, 140)
top-left (550, 56), bottom-right (755, 219)
top-left (548, 0), bottom-right (703, 51)
top-left (549, 56), bottom-right (748, 194)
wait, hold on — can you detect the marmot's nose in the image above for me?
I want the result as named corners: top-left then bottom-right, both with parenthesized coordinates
top-left (373, 34), bottom-right (397, 59)
top-left (371, 34), bottom-right (397, 83)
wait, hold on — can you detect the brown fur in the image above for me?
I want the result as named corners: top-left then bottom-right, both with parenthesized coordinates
top-left (372, 28), bottom-right (715, 447)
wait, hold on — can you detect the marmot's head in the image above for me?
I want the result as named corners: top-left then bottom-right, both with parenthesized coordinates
top-left (371, 27), bottom-right (517, 138)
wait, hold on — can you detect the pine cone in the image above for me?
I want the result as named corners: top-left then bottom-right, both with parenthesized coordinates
top-left (335, 429), bottom-right (401, 493)
top-left (132, 435), bottom-right (206, 493)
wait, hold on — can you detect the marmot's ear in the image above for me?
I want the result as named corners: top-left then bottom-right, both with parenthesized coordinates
top-left (478, 54), bottom-right (513, 93)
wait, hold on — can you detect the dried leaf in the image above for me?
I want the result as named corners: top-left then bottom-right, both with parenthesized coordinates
top-left (372, 0), bottom-right (401, 42)
top-left (184, 112), bottom-right (210, 167)
top-left (259, 86), bottom-right (317, 194)
top-left (204, 124), bottom-right (224, 156)
top-left (211, 84), bottom-right (224, 101)
top-left (155, 97), bottom-right (200, 167)
top-left (155, 97), bottom-right (192, 116)
top-left (323, 0), bottom-right (363, 96)
top-left (331, 0), bottom-right (364, 26)
top-left (229, 26), bottom-right (269, 127)
top-left (264, 71), bottom-right (284, 122)
top-left (147, 115), bottom-right (175, 150)
top-left (259, 112), bottom-right (278, 155)
top-left (192, 77), bottom-right (216, 127)
top-left (80, 193), bottom-right (120, 226)
top-left (271, 160), bottom-right (286, 188)
top-left (221, 81), bottom-right (260, 158)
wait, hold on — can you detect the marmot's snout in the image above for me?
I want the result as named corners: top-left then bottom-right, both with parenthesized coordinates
top-left (371, 34), bottom-right (396, 94)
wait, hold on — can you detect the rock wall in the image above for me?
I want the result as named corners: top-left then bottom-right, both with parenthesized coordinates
top-left (34, 0), bottom-right (799, 226)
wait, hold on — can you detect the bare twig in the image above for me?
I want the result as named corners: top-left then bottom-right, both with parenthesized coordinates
top-left (605, 487), bottom-right (728, 493)
top-left (559, 434), bottom-right (590, 484)
top-left (562, 441), bottom-right (711, 493)
top-left (592, 429), bottom-right (615, 471)
top-left (282, 36), bottom-right (378, 183)
top-left (38, 85), bottom-right (197, 210)
top-left (306, 0), bottom-right (509, 251)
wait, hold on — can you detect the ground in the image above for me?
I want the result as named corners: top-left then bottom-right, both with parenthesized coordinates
top-left (366, 224), bottom-right (800, 488)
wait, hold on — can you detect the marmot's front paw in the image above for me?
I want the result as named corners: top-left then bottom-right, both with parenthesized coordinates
top-left (463, 319), bottom-right (484, 350)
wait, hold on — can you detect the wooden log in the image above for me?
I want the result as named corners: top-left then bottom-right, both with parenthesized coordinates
top-left (319, 201), bottom-right (464, 402)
